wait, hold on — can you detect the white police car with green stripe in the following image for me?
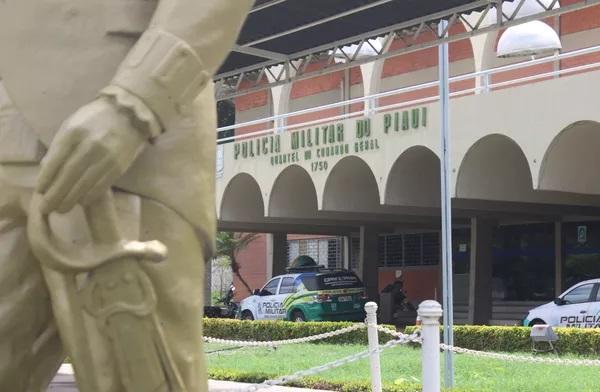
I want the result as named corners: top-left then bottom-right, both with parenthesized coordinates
top-left (239, 256), bottom-right (367, 322)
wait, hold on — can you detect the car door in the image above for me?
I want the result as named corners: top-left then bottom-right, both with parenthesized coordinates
top-left (257, 277), bottom-right (281, 320)
top-left (557, 283), bottom-right (596, 327)
top-left (274, 276), bottom-right (296, 320)
top-left (589, 284), bottom-right (600, 328)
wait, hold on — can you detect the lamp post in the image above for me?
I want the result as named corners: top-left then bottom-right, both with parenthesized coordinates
top-left (437, 18), bottom-right (454, 389)
top-left (437, 1), bottom-right (562, 388)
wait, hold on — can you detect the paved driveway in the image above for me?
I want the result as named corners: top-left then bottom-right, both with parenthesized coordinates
top-left (48, 366), bottom-right (331, 392)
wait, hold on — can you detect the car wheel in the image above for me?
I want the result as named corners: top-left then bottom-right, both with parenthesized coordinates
top-left (241, 310), bottom-right (254, 321)
top-left (529, 319), bottom-right (546, 326)
top-left (291, 310), bottom-right (306, 322)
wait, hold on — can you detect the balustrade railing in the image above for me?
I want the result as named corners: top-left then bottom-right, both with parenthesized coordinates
top-left (216, 44), bottom-right (600, 144)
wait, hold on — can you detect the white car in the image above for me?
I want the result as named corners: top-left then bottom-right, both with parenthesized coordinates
top-left (238, 269), bottom-right (366, 322)
top-left (523, 278), bottom-right (600, 327)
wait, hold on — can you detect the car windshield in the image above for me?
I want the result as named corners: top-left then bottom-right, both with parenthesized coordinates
top-left (300, 272), bottom-right (363, 291)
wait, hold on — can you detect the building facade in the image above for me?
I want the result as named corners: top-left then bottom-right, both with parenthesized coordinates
top-left (217, 2), bottom-right (600, 325)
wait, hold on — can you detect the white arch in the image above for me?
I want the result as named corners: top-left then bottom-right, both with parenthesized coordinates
top-left (220, 173), bottom-right (265, 221)
top-left (456, 134), bottom-right (534, 202)
top-left (268, 165), bottom-right (318, 218)
top-left (384, 146), bottom-right (440, 207)
top-left (322, 156), bottom-right (380, 212)
top-left (539, 121), bottom-right (600, 195)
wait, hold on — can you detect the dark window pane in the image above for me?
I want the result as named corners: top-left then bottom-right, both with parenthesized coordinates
top-left (262, 278), bottom-right (280, 296)
top-left (404, 234), bottom-right (421, 266)
top-left (279, 277), bottom-right (295, 294)
top-left (563, 284), bottom-right (594, 304)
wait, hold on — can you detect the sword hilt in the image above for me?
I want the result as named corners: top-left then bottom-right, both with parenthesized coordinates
top-left (28, 192), bottom-right (167, 272)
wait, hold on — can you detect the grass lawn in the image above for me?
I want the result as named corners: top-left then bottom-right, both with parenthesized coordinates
top-left (205, 343), bottom-right (600, 391)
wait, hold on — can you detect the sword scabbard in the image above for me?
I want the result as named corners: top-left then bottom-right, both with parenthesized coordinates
top-left (81, 191), bottom-right (187, 392)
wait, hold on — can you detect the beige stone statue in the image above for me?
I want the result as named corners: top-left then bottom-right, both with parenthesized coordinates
top-left (0, 1), bottom-right (252, 391)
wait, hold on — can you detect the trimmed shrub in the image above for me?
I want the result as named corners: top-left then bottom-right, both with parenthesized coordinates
top-left (404, 325), bottom-right (600, 355)
top-left (203, 318), bottom-right (395, 345)
top-left (204, 318), bottom-right (600, 355)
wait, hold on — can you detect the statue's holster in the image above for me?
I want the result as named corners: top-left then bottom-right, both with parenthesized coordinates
top-left (28, 192), bottom-right (187, 392)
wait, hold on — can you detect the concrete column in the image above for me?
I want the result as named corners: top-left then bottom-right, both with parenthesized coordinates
top-left (554, 222), bottom-right (563, 297)
top-left (342, 68), bottom-right (351, 115)
top-left (360, 60), bottom-right (384, 116)
top-left (358, 226), bottom-right (380, 300)
top-left (266, 63), bottom-right (298, 133)
top-left (342, 236), bottom-right (351, 270)
top-left (267, 233), bottom-right (288, 278)
top-left (204, 259), bottom-right (212, 306)
top-left (468, 218), bottom-right (495, 325)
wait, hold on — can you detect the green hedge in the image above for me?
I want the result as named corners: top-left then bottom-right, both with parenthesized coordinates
top-left (205, 318), bottom-right (600, 355)
top-left (404, 325), bottom-right (600, 355)
top-left (203, 318), bottom-right (395, 345)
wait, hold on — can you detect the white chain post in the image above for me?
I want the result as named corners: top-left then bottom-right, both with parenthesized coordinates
top-left (365, 302), bottom-right (382, 392)
top-left (418, 300), bottom-right (443, 392)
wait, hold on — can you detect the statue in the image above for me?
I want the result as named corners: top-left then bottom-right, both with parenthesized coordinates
top-left (0, 1), bottom-right (253, 391)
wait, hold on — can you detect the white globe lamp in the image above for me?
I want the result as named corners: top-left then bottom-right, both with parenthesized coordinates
top-left (497, 20), bottom-right (562, 58)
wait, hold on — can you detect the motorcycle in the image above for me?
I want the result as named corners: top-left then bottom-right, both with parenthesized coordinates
top-left (204, 284), bottom-right (239, 319)
top-left (381, 278), bottom-right (417, 325)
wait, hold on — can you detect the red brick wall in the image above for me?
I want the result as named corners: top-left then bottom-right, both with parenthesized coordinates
top-left (382, 25), bottom-right (473, 79)
top-left (287, 62), bottom-right (364, 126)
top-left (233, 234), bottom-right (268, 300)
top-left (560, 4), bottom-right (600, 73)
top-left (234, 80), bottom-right (271, 136)
top-left (378, 267), bottom-right (439, 305)
top-left (560, 1), bottom-right (600, 34)
top-left (379, 24), bottom-right (475, 109)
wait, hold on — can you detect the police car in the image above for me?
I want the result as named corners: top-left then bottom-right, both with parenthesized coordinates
top-left (523, 278), bottom-right (600, 328)
top-left (239, 256), bottom-right (367, 322)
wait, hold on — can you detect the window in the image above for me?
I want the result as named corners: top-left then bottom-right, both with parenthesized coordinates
top-left (563, 284), bottom-right (594, 304)
top-left (216, 100), bottom-right (235, 145)
top-left (403, 234), bottom-right (421, 266)
top-left (422, 233), bottom-right (440, 265)
top-left (279, 277), bottom-right (295, 294)
top-left (351, 236), bottom-right (360, 271)
top-left (287, 237), bottom-right (343, 269)
top-left (261, 278), bottom-right (280, 296)
top-left (377, 232), bottom-right (439, 267)
top-left (492, 223), bottom-right (554, 301)
top-left (563, 222), bottom-right (600, 289)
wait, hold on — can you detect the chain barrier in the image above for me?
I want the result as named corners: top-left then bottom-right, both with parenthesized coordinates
top-left (204, 323), bottom-right (366, 347)
top-left (374, 325), bottom-right (600, 368)
top-left (376, 325), bottom-right (422, 342)
top-left (204, 346), bottom-right (246, 356)
top-left (244, 331), bottom-right (421, 391)
top-left (441, 344), bottom-right (600, 367)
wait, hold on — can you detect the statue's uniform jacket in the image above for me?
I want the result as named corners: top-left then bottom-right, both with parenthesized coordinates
top-left (0, 0), bottom-right (252, 257)
top-left (0, 1), bottom-right (252, 391)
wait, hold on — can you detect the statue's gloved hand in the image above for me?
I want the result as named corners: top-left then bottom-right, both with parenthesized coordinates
top-left (37, 97), bottom-right (147, 214)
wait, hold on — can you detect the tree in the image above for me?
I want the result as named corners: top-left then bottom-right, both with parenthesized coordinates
top-left (215, 232), bottom-right (258, 294)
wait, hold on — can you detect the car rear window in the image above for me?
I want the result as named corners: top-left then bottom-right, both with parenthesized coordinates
top-left (300, 272), bottom-right (363, 291)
